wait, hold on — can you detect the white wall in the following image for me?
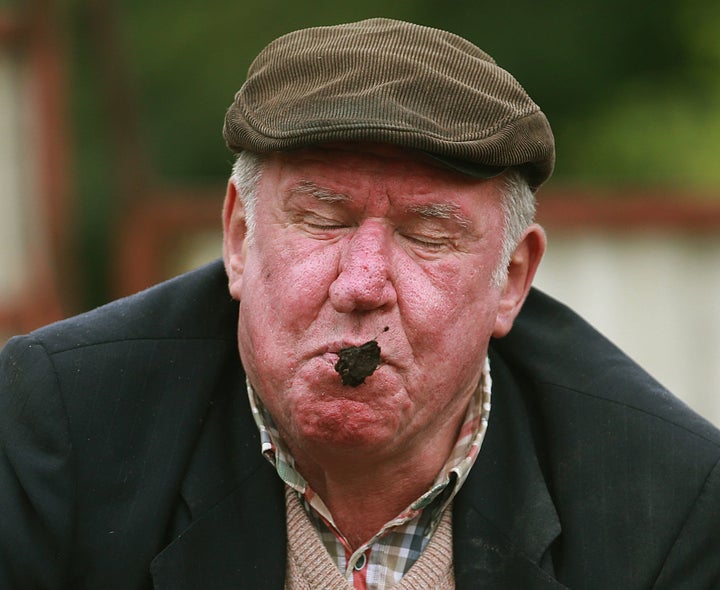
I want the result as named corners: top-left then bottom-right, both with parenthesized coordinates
top-left (534, 230), bottom-right (720, 426)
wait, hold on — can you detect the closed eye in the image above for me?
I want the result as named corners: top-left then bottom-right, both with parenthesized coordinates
top-left (306, 218), bottom-right (349, 230)
top-left (296, 212), bottom-right (353, 237)
top-left (402, 234), bottom-right (448, 248)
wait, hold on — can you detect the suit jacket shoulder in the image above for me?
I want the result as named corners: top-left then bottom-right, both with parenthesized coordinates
top-left (29, 259), bottom-right (238, 352)
top-left (0, 260), bottom-right (274, 589)
top-left (487, 288), bottom-right (720, 588)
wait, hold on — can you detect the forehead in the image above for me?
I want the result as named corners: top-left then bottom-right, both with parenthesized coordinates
top-left (260, 143), bottom-right (502, 211)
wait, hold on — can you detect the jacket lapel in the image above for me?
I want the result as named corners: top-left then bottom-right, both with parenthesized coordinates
top-left (453, 506), bottom-right (566, 589)
top-left (149, 362), bottom-right (287, 589)
top-left (453, 347), bottom-right (567, 589)
top-left (150, 467), bottom-right (286, 589)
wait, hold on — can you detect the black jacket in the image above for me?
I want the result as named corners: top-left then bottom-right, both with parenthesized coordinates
top-left (2, 260), bottom-right (719, 589)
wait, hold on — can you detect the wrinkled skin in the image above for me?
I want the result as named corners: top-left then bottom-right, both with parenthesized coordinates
top-left (223, 144), bottom-right (545, 474)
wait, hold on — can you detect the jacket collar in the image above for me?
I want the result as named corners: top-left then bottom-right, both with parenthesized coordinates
top-left (452, 346), bottom-right (566, 589)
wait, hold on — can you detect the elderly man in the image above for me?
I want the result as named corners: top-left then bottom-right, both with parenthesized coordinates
top-left (2, 18), bottom-right (719, 590)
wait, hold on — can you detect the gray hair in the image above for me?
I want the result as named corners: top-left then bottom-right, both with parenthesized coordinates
top-left (230, 151), bottom-right (536, 286)
top-left (230, 151), bottom-right (265, 241)
top-left (494, 169), bottom-right (537, 286)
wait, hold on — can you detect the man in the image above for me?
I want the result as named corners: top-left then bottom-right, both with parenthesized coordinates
top-left (1, 18), bottom-right (719, 590)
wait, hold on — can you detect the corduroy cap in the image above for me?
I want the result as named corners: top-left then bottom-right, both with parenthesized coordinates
top-left (223, 18), bottom-right (555, 191)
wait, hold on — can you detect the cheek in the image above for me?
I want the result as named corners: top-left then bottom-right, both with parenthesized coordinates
top-left (398, 258), bottom-right (501, 351)
top-left (399, 257), bottom-right (491, 317)
top-left (248, 236), bottom-right (340, 312)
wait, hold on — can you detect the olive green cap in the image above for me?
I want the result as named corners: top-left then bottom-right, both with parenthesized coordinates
top-left (223, 18), bottom-right (555, 191)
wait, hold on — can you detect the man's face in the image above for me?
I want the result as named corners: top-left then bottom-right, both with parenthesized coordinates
top-left (224, 144), bottom-right (528, 463)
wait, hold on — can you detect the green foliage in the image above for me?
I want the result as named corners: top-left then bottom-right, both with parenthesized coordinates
top-left (550, 0), bottom-right (720, 188)
top-left (559, 77), bottom-right (720, 188)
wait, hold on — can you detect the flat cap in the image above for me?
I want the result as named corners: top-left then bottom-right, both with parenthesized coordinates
top-left (224, 18), bottom-right (555, 191)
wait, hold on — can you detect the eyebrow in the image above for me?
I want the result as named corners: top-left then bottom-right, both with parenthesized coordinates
top-left (289, 180), bottom-right (351, 203)
top-left (408, 203), bottom-right (472, 229)
top-left (287, 181), bottom-right (473, 229)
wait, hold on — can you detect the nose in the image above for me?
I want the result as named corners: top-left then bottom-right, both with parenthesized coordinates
top-left (329, 221), bottom-right (398, 313)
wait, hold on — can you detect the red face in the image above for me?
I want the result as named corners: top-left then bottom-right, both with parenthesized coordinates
top-left (224, 144), bottom-right (540, 468)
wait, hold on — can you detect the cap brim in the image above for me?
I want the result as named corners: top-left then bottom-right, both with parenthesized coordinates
top-left (422, 152), bottom-right (507, 179)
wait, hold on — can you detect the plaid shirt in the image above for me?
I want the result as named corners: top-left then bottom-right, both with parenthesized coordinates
top-left (248, 358), bottom-right (492, 590)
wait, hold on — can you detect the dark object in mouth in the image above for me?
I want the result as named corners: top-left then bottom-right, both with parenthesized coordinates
top-left (334, 340), bottom-right (381, 387)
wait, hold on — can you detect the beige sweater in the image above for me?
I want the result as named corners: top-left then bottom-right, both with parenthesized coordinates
top-left (285, 487), bottom-right (455, 589)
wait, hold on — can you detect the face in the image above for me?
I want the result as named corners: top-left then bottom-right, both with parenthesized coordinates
top-left (224, 144), bottom-right (541, 465)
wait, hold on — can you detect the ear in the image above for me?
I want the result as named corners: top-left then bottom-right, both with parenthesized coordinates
top-left (222, 179), bottom-right (248, 300)
top-left (492, 224), bottom-right (546, 338)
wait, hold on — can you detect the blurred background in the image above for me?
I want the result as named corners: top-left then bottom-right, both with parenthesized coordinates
top-left (1, 0), bottom-right (719, 424)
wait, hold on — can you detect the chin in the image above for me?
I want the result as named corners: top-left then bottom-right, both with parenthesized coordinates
top-left (291, 399), bottom-right (401, 450)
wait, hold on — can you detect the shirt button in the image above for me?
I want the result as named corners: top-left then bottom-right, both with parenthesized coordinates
top-left (353, 552), bottom-right (367, 571)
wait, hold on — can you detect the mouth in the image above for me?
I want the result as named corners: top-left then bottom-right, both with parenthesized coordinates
top-left (333, 339), bottom-right (383, 387)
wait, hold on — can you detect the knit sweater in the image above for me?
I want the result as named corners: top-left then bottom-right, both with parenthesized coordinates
top-left (285, 487), bottom-right (455, 589)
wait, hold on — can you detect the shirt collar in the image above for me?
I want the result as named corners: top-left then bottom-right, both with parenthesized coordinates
top-left (247, 357), bottom-right (492, 525)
